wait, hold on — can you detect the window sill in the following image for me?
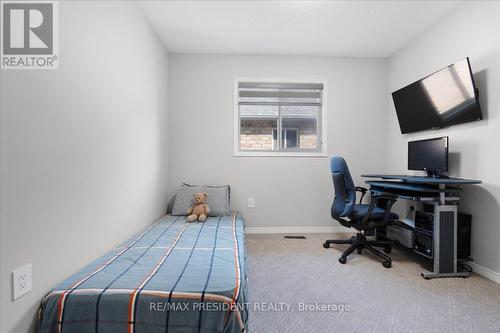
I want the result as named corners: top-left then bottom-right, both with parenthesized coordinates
top-left (233, 151), bottom-right (328, 157)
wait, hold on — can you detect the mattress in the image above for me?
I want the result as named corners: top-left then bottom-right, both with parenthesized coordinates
top-left (37, 213), bottom-right (248, 333)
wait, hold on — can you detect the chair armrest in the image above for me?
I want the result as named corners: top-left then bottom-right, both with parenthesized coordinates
top-left (355, 186), bottom-right (368, 204)
top-left (360, 192), bottom-right (398, 228)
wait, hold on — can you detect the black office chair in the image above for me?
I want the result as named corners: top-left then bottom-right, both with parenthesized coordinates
top-left (323, 155), bottom-right (399, 268)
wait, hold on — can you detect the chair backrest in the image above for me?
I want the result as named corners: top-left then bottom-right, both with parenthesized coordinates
top-left (330, 155), bottom-right (356, 219)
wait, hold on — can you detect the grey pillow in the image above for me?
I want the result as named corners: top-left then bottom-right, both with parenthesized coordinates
top-left (172, 184), bottom-right (230, 217)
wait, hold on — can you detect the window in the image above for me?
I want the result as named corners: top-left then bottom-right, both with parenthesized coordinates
top-left (235, 80), bottom-right (326, 156)
top-left (273, 128), bottom-right (298, 149)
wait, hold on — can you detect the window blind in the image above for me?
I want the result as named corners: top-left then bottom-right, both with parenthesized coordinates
top-left (238, 82), bottom-right (323, 119)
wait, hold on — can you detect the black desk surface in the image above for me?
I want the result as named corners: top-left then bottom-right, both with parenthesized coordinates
top-left (362, 174), bottom-right (481, 185)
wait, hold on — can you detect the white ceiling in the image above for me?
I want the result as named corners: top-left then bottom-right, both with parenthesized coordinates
top-left (138, 0), bottom-right (462, 58)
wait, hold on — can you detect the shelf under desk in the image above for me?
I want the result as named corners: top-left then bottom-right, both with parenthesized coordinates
top-left (365, 180), bottom-right (462, 193)
top-left (368, 188), bottom-right (459, 202)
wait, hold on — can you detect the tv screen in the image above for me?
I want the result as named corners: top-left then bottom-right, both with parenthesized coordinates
top-left (392, 58), bottom-right (482, 134)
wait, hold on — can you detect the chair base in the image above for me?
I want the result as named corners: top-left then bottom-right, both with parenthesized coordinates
top-left (323, 232), bottom-right (393, 268)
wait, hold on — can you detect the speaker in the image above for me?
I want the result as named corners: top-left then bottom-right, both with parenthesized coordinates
top-left (457, 212), bottom-right (471, 258)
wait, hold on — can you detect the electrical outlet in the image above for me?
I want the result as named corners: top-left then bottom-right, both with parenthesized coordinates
top-left (12, 264), bottom-right (32, 300)
top-left (248, 197), bottom-right (255, 208)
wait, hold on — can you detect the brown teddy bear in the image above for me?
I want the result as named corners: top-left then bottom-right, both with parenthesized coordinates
top-left (186, 192), bottom-right (210, 222)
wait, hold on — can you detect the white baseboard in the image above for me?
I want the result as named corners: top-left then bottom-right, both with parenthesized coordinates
top-left (245, 226), bottom-right (353, 234)
top-left (468, 262), bottom-right (500, 284)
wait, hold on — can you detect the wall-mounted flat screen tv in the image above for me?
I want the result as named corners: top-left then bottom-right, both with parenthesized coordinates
top-left (392, 58), bottom-right (483, 134)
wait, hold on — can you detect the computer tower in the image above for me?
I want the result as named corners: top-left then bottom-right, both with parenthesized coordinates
top-left (414, 210), bottom-right (433, 258)
top-left (415, 206), bottom-right (471, 259)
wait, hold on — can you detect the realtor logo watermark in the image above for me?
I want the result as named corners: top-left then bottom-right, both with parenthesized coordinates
top-left (150, 301), bottom-right (352, 314)
top-left (1, 1), bottom-right (58, 69)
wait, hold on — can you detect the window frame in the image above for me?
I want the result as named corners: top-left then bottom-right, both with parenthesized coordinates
top-left (233, 78), bottom-right (328, 157)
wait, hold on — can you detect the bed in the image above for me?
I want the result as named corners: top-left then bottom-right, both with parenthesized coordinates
top-left (37, 213), bottom-right (248, 333)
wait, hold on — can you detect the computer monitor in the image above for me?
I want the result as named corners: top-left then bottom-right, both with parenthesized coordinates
top-left (408, 137), bottom-right (449, 177)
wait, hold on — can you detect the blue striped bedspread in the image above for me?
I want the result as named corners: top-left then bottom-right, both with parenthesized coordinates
top-left (37, 213), bottom-right (248, 333)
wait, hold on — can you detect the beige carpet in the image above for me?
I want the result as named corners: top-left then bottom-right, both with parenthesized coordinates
top-left (246, 233), bottom-right (500, 333)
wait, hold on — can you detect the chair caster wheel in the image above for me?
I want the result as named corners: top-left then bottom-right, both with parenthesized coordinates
top-left (357, 248), bottom-right (362, 254)
top-left (323, 242), bottom-right (330, 249)
top-left (384, 247), bottom-right (391, 254)
top-left (383, 260), bottom-right (392, 268)
top-left (338, 257), bottom-right (346, 264)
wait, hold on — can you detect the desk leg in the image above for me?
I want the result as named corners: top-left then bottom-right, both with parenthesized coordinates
top-left (421, 204), bottom-right (470, 279)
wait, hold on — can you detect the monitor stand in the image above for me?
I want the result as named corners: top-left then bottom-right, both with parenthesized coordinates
top-left (426, 170), bottom-right (449, 179)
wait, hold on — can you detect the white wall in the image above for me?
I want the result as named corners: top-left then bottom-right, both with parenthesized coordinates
top-left (387, 2), bottom-right (500, 277)
top-left (0, 2), bottom-right (169, 332)
top-left (168, 54), bottom-right (388, 230)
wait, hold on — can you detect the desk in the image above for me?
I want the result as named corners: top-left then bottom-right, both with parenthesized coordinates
top-left (361, 174), bottom-right (481, 279)
top-left (362, 174), bottom-right (481, 185)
